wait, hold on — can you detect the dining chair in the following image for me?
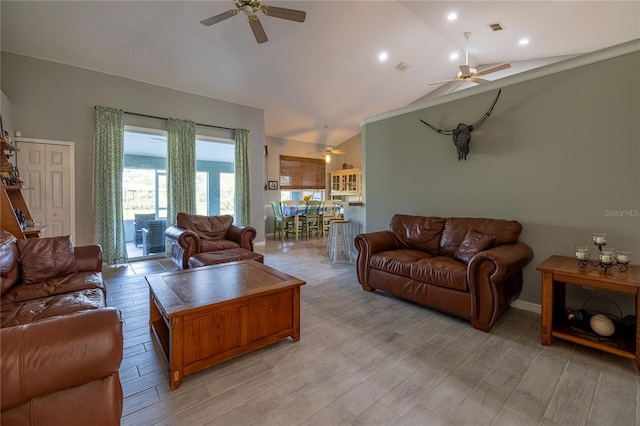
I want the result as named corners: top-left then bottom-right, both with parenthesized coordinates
top-left (271, 201), bottom-right (296, 240)
top-left (302, 200), bottom-right (322, 239)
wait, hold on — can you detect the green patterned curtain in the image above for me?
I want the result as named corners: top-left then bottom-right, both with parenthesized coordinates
top-left (167, 118), bottom-right (196, 228)
top-left (234, 128), bottom-right (251, 226)
top-left (93, 106), bottom-right (127, 264)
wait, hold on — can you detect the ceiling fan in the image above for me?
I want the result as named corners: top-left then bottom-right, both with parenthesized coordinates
top-left (309, 125), bottom-right (346, 163)
top-left (429, 32), bottom-right (511, 86)
top-left (200, 0), bottom-right (306, 44)
top-left (320, 147), bottom-right (346, 163)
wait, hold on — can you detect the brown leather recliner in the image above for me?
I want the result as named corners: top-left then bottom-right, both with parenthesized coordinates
top-left (0, 229), bottom-right (123, 425)
top-left (355, 214), bottom-right (533, 332)
top-left (165, 213), bottom-right (257, 269)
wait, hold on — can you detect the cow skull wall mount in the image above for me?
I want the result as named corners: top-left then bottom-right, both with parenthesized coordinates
top-left (420, 89), bottom-right (502, 161)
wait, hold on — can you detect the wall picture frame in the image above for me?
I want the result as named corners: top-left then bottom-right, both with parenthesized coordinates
top-left (268, 181), bottom-right (278, 190)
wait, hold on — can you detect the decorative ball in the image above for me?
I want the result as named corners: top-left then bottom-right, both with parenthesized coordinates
top-left (590, 314), bottom-right (615, 337)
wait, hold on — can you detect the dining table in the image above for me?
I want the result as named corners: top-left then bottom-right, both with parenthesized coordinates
top-left (282, 204), bottom-right (338, 240)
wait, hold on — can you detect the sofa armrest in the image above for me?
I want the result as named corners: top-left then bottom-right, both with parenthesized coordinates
top-left (467, 242), bottom-right (533, 331)
top-left (74, 245), bottom-right (103, 272)
top-left (225, 225), bottom-right (257, 251)
top-left (469, 242), bottom-right (534, 283)
top-left (165, 225), bottom-right (200, 269)
top-left (1, 308), bottom-right (123, 411)
top-left (354, 231), bottom-right (398, 286)
top-left (165, 225), bottom-right (200, 250)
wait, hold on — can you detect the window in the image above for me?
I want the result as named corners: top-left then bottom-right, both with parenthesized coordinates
top-left (195, 171), bottom-right (208, 215)
top-left (219, 172), bottom-right (235, 215)
top-left (279, 156), bottom-right (326, 201)
top-left (122, 127), bottom-right (235, 258)
top-left (195, 138), bottom-right (234, 216)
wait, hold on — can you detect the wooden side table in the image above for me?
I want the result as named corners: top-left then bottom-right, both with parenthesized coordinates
top-left (537, 255), bottom-right (640, 372)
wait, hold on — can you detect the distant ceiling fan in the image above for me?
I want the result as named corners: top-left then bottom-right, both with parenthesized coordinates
top-left (309, 125), bottom-right (346, 163)
top-left (200, 0), bottom-right (306, 44)
top-left (320, 147), bottom-right (346, 164)
top-left (429, 32), bottom-right (511, 86)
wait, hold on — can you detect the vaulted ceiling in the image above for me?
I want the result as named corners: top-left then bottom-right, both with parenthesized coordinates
top-left (2, 1), bottom-right (639, 146)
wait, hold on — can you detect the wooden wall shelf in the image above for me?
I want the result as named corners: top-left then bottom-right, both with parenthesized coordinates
top-left (1, 138), bottom-right (45, 239)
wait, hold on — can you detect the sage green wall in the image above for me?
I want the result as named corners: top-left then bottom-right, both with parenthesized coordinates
top-left (1, 52), bottom-right (266, 245)
top-left (362, 52), bottom-right (640, 306)
top-left (327, 133), bottom-right (361, 172)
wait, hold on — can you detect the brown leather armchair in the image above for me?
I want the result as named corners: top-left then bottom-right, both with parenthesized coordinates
top-left (165, 213), bottom-right (257, 269)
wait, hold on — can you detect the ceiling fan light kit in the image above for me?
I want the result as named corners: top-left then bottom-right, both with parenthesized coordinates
top-left (200, 0), bottom-right (306, 44)
top-left (428, 32), bottom-right (511, 86)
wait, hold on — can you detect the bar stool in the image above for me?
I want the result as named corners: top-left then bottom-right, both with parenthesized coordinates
top-left (327, 219), bottom-right (352, 263)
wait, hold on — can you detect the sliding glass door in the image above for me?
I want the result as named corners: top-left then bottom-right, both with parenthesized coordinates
top-left (123, 128), bottom-right (234, 259)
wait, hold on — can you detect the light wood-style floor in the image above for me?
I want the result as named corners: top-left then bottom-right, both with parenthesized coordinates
top-left (103, 238), bottom-right (639, 426)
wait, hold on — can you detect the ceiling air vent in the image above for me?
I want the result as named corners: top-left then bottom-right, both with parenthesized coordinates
top-left (488, 22), bottom-right (504, 31)
top-left (395, 61), bottom-right (410, 72)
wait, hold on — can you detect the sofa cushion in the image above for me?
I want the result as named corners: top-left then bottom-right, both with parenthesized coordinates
top-left (200, 239), bottom-right (240, 252)
top-left (411, 257), bottom-right (468, 292)
top-left (454, 229), bottom-right (496, 264)
top-left (188, 248), bottom-right (264, 268)
top-left (177, 213), bottom-right (233, 240)
top-left (388, 215), bottom-right (446, 255)
top-left (370, 249), bottom-right (434, 278)
top-left (0, 288), bottom-right (105, 328)
top-left (440, 218), bottom-right (523, 257)
top-left (0, 230), bottom-right (19, 297)
top-left (17, 236), bottom-right (78, 285)
top-left (1, 272), bottom-right (104, 305)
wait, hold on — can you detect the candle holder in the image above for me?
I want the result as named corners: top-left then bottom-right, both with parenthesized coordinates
top-left (615, 251), bottom-right (631, 273)
top-left (598, 248), bottom-right (616, 274)
top-left (592, 233), bottom-right (607, 251)
top-left (575, 233), bottom-right (631, 273)
top-left (575, 246), bottom-right (590, 268)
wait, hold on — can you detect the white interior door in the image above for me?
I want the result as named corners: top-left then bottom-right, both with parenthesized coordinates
top-left (16, 139), bottom-right (75, 241)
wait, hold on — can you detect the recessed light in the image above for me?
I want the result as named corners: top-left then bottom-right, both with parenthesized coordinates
top-left (519, 38), bottom-right (530, 45)
top-left (447, 12), bottom-right (458, 21)
top-left (378, 51), bottom-right (389, 62)
top-left (450, 52), bottom-right (459, 61)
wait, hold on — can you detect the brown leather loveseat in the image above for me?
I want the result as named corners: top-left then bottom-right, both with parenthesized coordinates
top-left (355, 214), bottom-right (533, 332)
top-left (165, 213), bottom-right (257, 269)
top-left (0, 229), bottom-right (123, 425)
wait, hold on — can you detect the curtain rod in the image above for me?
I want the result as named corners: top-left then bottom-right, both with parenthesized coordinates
top-left (94, 107), bottom-right (235, 132)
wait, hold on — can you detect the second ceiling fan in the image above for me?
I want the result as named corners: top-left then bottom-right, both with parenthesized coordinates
top-left (429, 32), bottom-right (511, 86)
top-left (200, 0), bottom-right (306, 44)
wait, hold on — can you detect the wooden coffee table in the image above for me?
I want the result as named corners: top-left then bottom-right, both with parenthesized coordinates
top-left (146, 260), bottom-right (306, 390)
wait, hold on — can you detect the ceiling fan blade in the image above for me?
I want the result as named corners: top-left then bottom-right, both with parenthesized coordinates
top-left (477, 63), bottom-right (511, 76)
top-left (263, 5), bottom-right (306, 22)
top-left (200, 10), bottom-right (237, 26)
top-left (428, 78), bottom-right (459, 86)
top-left (248, 15), bottom-right (268, 44)
top-left (472, 77), bottom-right (491, 84)
top-left (332, 149), bottom-right (347, 155)
top-left (459, 64), bottom-right (471, 75)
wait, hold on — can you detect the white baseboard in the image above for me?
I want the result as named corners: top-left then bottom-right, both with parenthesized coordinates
top-left (510, 299), bottom-right (541, 314)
